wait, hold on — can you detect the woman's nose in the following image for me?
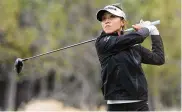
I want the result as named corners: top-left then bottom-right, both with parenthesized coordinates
top-left (104, 18), bottom-right (110, 23)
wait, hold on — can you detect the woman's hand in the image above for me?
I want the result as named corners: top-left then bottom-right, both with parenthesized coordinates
top-left (134, 20), bottom-right (159, 35)
top-left (132, 20), bottom-right (151, 31)
top-left (132, 24), bottom-right (142, 31)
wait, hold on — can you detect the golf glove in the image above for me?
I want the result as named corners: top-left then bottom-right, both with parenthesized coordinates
top-left (139, 20), bottom-right (159, 35)
top-left (149, 25), bottom-right (159, 35)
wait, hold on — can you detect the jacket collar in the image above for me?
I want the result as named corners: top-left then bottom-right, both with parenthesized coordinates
top-left (100, 30), bottom-right (124, 38)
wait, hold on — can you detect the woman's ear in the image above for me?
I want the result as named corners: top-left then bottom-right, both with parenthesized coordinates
top-left (120, 19), bottom-right (125, 29)
top-left (121, 20), bottom-right (124, 26)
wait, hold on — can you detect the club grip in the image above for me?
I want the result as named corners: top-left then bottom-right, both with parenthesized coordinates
top-left (124, 20), bottom-right (160, 32)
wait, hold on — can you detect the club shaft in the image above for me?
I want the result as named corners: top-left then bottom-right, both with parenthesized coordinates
top-left (22, 38), bottom-right (97, 61)
top-left (22, 20), bottom-right (160, 62)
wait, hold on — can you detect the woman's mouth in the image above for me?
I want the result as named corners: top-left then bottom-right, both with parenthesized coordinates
top-left (105, 25), bottom-right (111, 28)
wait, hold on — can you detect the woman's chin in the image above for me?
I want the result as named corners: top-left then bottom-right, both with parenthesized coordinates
top-left (105, 30), bottom-right (115, 34)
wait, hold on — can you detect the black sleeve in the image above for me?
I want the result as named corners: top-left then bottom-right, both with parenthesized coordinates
top-left (95, 28), bottom-right (149, 54)
top-left (140, 35), bottom-right (165, 65)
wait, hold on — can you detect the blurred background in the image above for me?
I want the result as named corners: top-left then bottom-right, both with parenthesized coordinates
top-left (0, 0), bottom-right (181, 111)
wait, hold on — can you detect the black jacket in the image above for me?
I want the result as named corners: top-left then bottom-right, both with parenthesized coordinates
top-left (95, 28), bottom-right (165, 100)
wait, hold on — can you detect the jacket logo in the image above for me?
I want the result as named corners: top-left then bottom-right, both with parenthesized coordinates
top-left (104, 36), bottom-right (110, 42)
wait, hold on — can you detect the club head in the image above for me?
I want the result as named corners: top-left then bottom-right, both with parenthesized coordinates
top-left (14, 58), bottom-right (24, 74)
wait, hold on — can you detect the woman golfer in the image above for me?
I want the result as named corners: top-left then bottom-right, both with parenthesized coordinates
top-left (95, 4), bottom-right (165, 111)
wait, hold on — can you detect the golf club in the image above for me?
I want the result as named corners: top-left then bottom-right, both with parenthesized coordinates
top-left (14, 20), bottom-right (160, 74)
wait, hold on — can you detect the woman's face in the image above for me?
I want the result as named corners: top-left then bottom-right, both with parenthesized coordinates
top-left (101, 12), bottom-right (124, 34)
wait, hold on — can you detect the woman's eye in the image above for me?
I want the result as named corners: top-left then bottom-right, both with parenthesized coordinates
top-left (101, 17), bottom-right (106, 21)
top-left (110, 15), bottom-right (116, 18)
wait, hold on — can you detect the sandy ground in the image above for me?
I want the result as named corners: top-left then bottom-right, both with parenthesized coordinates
top-left (18, 99), bottom-right (106, 111)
